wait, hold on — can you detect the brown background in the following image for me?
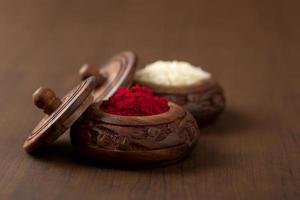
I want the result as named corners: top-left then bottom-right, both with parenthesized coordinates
top-left (0, 0), bottom-right (299, 199)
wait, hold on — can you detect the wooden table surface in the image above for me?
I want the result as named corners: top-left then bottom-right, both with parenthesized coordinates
top-left (0, 0), bottom-right (299, 199)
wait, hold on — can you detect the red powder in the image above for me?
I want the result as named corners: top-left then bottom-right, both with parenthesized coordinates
top-left (100, 85), bottom-right (169, 116)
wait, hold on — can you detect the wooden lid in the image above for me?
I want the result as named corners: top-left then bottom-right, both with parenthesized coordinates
top-left (79, 51), bottom-right (136, 102)
top-left (23, 77), bottom-right (97, 152)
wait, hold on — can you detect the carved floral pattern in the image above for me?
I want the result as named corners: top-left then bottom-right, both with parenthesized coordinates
top-left (71, 112), bottom-right (199, 151)
top-left (159, 85), bottom-right (225, 122)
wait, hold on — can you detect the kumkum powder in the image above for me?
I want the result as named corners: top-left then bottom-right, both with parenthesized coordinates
top-left (100, 85), bottom-right (169, 116)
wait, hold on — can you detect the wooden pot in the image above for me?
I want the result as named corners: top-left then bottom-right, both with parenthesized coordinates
top-left (136, 79), bottom-right (225, 124)
top-left (70, 102), bottom-right (199, 166)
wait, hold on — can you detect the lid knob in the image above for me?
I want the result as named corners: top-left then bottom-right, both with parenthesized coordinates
top-left (79, 64), bottom-right (106, 87)
top-left (32, 87), bottom-right (62, 115)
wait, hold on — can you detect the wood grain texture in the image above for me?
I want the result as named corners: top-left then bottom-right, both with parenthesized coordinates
top-left (0, 0), bottom-right (299, 199)
top-left (70, 102), bottom-right (199, 166)
top-left (23, 77), bottom-right (97, 152)
top-left (82, 51), bottom-right (136, 102)
top-left (149, 80), bottom-right (226, 124)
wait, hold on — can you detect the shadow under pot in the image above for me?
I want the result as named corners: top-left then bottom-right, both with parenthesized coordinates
top-left (136, 80), bottom-right (226, 125)
top-left (70, 102), bottom-right (199, 166)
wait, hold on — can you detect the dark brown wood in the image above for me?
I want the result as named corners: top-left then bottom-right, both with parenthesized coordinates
top-left (79, 51), bottom-right (137, 102)
top-left (137, 79), bottom-right (226, 124)
top-left (32, 87), bottom-right (62, 115)
top-left (23, 77), bottom-right (97, 152)
top-left (70, 102), bottom-right (199, 166)
top-left (79, 64), bottom-right (106, 87)
top-left (1, 0), bottom-right (300, 199)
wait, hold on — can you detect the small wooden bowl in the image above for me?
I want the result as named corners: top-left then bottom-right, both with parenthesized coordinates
top-left (70, 102), bottom-right (199, 166)
top-left (136, 79), bottom-right (225, 124)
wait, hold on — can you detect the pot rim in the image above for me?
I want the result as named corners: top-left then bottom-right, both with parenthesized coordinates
top-left (135, 79), bottom-right (220, 94)
top-left (86, 102), bottom-right (186, 126)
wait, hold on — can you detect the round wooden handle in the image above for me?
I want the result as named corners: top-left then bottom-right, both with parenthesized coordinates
top-left (79, 64), bottom-right (105, 87)
top-left (32, 87), bottom-right (62, 115)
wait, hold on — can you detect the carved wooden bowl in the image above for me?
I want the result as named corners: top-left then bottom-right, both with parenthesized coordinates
top-left (70, 102), bottom-right (199, 166)
top-left (136, 79), bottom-right (225, 124)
